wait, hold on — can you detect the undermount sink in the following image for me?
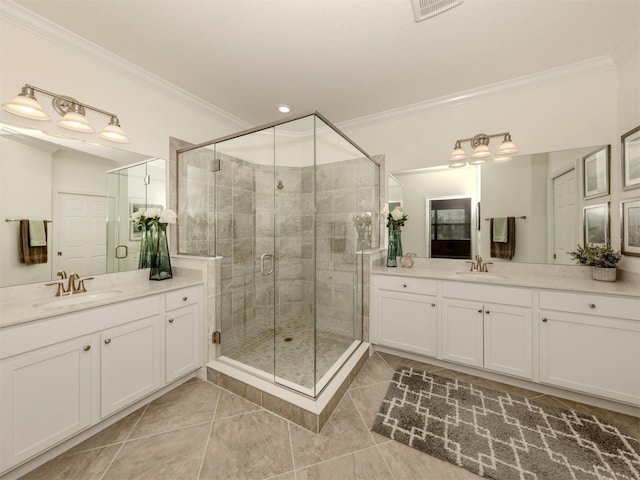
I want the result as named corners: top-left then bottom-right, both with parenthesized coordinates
top-left (455, 272), bottom-right (508, 280)
top-left (33, 290), bottom-right (125, 310)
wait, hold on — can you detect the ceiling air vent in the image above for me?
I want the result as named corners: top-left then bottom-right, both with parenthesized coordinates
top-left (411, 0), bottom-right (463, 22)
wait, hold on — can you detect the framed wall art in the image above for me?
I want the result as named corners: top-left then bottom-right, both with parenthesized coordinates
top-left (622, 125), bottom-right (640, 190)
top-left (583, 203), bottom-right (609, 247)
top-left (583, 146), bottom-right (610, 199)
top-left (621, 198), bottom-right (640, 257)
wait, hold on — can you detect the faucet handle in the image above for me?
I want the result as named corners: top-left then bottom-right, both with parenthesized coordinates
top-left (465, 260), bottom-right (476, 272)
top-left (77, 276), bottom-right (94, 293)
top-left (481, 262), bottom-right (493, 272)
top-left (57, 270), bottom-right (67, 280)
top-left (68, 273), bottom-right (80, 293)
top-left (45, 280), bottom-right (66, 297)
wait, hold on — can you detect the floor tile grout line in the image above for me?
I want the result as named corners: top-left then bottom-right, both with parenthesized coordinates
top-left (349, 379), bottom-right (395, 392)
top-left (286, 420), bottom-right (297, 473)
top-left (97, 402), bottom-right (150, 480)
top-left (348, 389), bottom-right (381, 446)
top-left (294, 444), bottom-right (387, 474)
top-left (374, 442), bottom-right (398, 480)
top-left (195, 387), bottom-right (221, 480)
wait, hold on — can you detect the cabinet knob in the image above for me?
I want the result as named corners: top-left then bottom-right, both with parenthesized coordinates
top-left (588, 303), bottom-right (596, 309)
top-left (477, 309), bottom-right (482, 313)
top-left (431, 303), bottom-right (436, 307)
top-left (182, 296), bottom-right (188, 301)
top-left (83, 345), bottom-right (91, 351)
top-left (485, 310), bottom-right (490, 314)
top-left (168, 318), bottom-right (174, 323)
top-left (104, 338), bottom-right (111, 344)
top-left (542, 317), bottom-right (548, 322)
top-left (402, 284), bottom-right (407, 288)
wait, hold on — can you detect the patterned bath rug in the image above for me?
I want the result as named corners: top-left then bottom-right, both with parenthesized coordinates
top-left (372, 367), bottom-right (640, 479)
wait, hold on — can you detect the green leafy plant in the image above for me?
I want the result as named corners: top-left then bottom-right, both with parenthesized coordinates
top-left (568, 243), bottom-right (621, 268)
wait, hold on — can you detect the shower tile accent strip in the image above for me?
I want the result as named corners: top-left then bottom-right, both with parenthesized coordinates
top-left (206, 346), bottom-right (369, 433)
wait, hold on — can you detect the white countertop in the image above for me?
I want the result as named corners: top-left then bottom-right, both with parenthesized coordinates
top-left (0, 268), bottom-right (204, 329)
top-left (372, 264), bottom-right (640, 298)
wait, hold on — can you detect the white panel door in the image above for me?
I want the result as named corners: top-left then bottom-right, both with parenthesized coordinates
top-left (57, 193), bottom-right (107, 277)
top-left (100, 315), bottom-right (162, 418)
top-left (378, 290), bottom-right (438, 357)
top-left (552, 169), bottom-right (577, 265)
top-left (0, 335), bottom-right (93, 472)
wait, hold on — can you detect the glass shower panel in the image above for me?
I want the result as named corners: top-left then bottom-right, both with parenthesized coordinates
top-left (272, 115), bottom-right (316, 394)
top-left (214, 129), bottom-right (277, 380)
top-left (106, 159), bottom-right (166, 273)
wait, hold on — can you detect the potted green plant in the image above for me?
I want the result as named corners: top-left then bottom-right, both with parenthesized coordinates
top-left (568, 243), bottom-right (621, 282)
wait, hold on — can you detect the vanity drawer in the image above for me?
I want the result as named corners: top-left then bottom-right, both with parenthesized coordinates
top-left (166, 286), bottom-right (201, 311)
top-left (539, 290), bottom-right (639, 321)
top-left (442, 281), bottom-right (532, 307)
top-left (375, 275), bottom-right (437, 296)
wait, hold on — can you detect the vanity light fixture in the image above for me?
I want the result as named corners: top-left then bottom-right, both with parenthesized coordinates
top-left (2, 84), bottom-right (130, 143)
top-left (448, 132), bottom-right (518, 168)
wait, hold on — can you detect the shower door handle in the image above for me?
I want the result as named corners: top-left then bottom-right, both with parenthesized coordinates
top-left (261, 253), bottom-right (273, 276)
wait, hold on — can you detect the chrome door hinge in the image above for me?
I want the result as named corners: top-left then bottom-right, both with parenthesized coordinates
top-left (211, 159), bottom-right (220, 172)
top-left (212, 331), bottom-right (221, 344)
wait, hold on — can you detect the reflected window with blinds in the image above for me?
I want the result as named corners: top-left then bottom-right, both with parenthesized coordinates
top-left (429, 196), bottom-right (472, 259)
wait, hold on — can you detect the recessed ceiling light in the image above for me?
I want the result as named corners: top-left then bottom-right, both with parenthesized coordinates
top-left (277, 104), bottom-right (291, 114)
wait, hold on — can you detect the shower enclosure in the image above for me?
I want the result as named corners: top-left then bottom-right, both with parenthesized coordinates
top-left (177, 112), bottom-right (380, 396)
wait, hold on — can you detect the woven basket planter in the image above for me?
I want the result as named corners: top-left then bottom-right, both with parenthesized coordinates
top-left (592, 267), bottom-right (617, 282)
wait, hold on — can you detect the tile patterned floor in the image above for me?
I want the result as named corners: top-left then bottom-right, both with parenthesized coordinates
top-left (20, 352), bottom-right (640, 480)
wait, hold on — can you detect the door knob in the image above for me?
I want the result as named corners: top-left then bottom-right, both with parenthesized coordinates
top-left (168, 318), bottom-right (174, 323)
top-left (83, 345), bottom-right (91, 351)
top-left (542, 317), bottom-right (548, 322)
top-left (588, 303), bottom-right (596, 309)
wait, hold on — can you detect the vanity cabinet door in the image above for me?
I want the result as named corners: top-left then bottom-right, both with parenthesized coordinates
top-left (483, 303), bottom-right (532, 379)
top-left (165, 305), bottom-right (200, 383)
top-left (100, 315), bottom-right (162, 418)
top-left (0, 335), bottom-right (94, 472)
top-left (441, 298), bottom-right (484, 367)
top-left (377, 289), bottom-right (438, 357)
top-left (539, 311), bottom-right (640, 405)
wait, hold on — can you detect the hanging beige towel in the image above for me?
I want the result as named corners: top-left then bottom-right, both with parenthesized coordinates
top-left (19, 220), bottom-right (48, 265)
top-left (29, 219), bottom-right (47, 247)
top-left (490, 217), bottom-right (516, 260)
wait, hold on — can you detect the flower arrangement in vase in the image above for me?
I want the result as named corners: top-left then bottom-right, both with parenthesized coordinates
top-left (131, 208), bottom-right (178, 280)
top-left (382, 206), bottom-right (408, 267)
top-left (568, 242), bottom-right (621, 282)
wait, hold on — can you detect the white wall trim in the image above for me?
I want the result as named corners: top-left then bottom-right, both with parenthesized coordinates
top-left (337, 56), bottom-right (617, 130)
top-left (1, 1), bottom-right (617, 133)
top-left (0, 0), bottom-right (250, 130)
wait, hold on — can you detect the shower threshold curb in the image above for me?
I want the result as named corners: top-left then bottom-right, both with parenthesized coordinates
top-left (206, 342), bottom-right (371, 433)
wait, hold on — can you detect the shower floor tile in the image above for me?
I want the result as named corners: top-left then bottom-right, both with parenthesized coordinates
top-left (220, 315), bottom-right (354, 389)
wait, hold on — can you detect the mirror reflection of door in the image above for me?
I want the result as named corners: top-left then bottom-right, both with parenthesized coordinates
top-left (552, 168), bottom-right (577, 265)
top-left (56, 192), bottom-right (107, 277)
top-left (429, 196), bottom-right (472, 259)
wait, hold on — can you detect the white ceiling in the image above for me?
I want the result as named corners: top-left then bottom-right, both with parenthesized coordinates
top-left (12, 0), bottom-right (640, 126)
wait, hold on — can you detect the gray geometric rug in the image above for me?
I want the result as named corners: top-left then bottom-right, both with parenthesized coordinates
top-left (373, 367), bottom-right (640, 480)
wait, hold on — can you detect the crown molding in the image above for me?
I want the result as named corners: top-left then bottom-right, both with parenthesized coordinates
top-left (337, 56), bottom-right (617, 130)
top-left (0, 1), bottom-right (250, 130)
top-left (2, 1), bottom-right (618, 134)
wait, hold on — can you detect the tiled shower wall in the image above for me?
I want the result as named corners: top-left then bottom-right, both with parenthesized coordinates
top-left (178, 151), bottom-right (380, 339)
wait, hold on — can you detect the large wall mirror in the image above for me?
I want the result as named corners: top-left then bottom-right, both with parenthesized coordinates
top-left (389, 145), bottom-right (608, 265)
top-left (0, 123), bottom-right (165, 288)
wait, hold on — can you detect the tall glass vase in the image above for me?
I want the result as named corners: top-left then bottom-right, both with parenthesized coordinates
top-left (386, 228), bottom-right (403, 267)
top-left (149, 222), bottom-right (173, 280)
top-left (138, 222), bottom-right (154, 269)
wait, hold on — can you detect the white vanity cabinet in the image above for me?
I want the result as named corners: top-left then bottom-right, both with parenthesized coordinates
top-left (372, 275), bottom-right (438, 357)
top-left (165, 286), bottom-right (201, 383)
top-left (441, 282), bottom-right (533, 379)
top-left (539, 290), bottom-right (640, 405)
top-left (0, 284), bottom-right (203, 475)
top-left (0, 335), bottom-right (94, 470)
top-left (100, 314), bottom-right (162, 418)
